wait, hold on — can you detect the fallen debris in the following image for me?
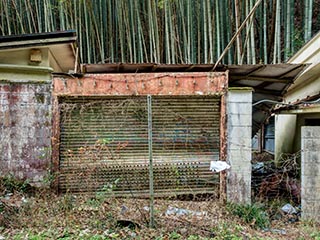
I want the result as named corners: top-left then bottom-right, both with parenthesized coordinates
top-left (252, 152), bottom-right (301, 203)
top-left (210, 161), bottom-right (231, 172)
top-left (281, 204), bottom-right (297, 215)
top-left (165, 206), bottom-right (207, 217)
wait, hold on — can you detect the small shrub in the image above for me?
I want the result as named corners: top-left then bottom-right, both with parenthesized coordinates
top-left (227, 203), bottom-right (270, 229)
top-left (212, 223), bottom-right (244, 240)
top-left (0, 174), bottom-right (32, 194)
top-left (58, 193), bottom-right (76, 212)
top-left (169, 231), bottom-right (182, 240)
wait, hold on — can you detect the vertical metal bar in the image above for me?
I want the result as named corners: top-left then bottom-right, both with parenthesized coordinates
top-left (147, 95), bottom-right (154, 228)
top-left (52, 94), bottom-right (61, 194)
top-left (219, 94), bottom-right (227, 203)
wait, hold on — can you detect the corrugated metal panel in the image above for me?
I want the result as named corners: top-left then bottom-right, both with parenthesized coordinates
top-left (58, 96), bottom-right (220, 196)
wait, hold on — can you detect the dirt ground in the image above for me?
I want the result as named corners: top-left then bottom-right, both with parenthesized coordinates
top-left (1, 189), bottom-right (319, 239)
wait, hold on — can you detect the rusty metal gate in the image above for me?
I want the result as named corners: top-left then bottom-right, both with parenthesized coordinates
top-left (58, 96), bottom-right (220, 196)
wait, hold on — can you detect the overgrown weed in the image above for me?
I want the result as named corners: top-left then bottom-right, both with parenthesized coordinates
top-left (1, 176), bottom-right (319, 239)
top-left (0, 174), bottom-right (33, 195)
top-left (226, 203), bottom-right (270, 229)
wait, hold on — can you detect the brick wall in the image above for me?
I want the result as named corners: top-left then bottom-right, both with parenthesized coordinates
top-left (0, 82), bottom-right (51, 184)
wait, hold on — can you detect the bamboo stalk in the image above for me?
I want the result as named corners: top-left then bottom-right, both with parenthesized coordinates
top-left (214, 0), bottom-right (220, 63)
top-left (240, 14), bottom-right (255, 64)
top-left (263, 0), bottom-right (268, 63)
top-left (273, 0), bottom-right (281, 63)
top-left (307, 0), bottom-right (313, 41)
top-left (234, 0), bottom-right (242, 64)
top-left (164, 1), bottom-right (170, 63)
top-left (168, 2), bottom-right (175, 64)
top-left (284, 0), bottom-right (291, 61)
top-left (108, 0), bottom-right (114, 62)
top-left (203, 0), bottom-right (208, 63)
top-left (245, 0), bottom-right (251, 64)
top-left (304, 0), bottom-right (309, 42)
top-left (153, 1), bottom-right (160, 63)
top-left (213, 0), bottom-right (263, 70)
top-left (206, 0), bottom-right (213, 63)
top-left (3, 0), bottom-right (12, 35)
top-left (0, 0), bottom-right (313, 65)
top-left (249, 0), bottom-right (256, 64)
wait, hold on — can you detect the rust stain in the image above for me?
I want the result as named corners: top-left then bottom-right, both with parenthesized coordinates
top-left (219, 83), bottom-right (228, 203)
top-left (53, 72), bottom-right (228, 96)
top-left (52, 71), bottom-right (229, 196)
top-left (0, 82), bottom-right (51, 183)
top-left (51, 96), bottom-right (60, 192)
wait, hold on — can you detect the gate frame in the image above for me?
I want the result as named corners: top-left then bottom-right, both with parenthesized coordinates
top-left (52, 72), bottom-right (228, 198)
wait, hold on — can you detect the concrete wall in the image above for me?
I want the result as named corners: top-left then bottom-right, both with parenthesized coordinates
top-left (227, 88), bottom-right (252, 204)
top-left (275, 32), bottom-right (320, 162)
top-left (275, 114), bottom-right (297, 163)
top-left (286, 31), bottom-right (320, 103)
top-left (275, 112), bottom-right (320, 162)
top-left (301, 126), bottom-right (320, 222)
top-left (0, 48), bottom-right (49, 67)
top-left (0, 82), bottom-right (52, 184)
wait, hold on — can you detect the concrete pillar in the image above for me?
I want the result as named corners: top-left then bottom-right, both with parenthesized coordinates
top-left (301, 126), bottom-right (320, 222)
top-left (227, 88), bottom-right (252, 204)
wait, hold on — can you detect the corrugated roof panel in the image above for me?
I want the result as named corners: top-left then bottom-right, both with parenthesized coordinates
top-left (236, 80), bottom-right (263, 87)
top-left (264, 82), bottom-right (287, 91)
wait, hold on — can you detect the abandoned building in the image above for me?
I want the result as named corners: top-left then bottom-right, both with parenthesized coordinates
top-left (0, 31), bottom-right (318, 222)
top-left (274, 31), bottom-right (320, 222)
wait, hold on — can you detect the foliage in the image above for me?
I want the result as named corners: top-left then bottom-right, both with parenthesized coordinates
top-left (1, 189), bottom-right (319, 239)
top-left (0, 175), bottom-right (32, 194)
top-left (1, 176), bottom-right (319, 239)
top-left (0, 0), bottom-right (319, 64)
top-left (226, 203), bottom-right (270, 229)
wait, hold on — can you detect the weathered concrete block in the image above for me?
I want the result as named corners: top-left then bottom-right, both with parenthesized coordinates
top-left (302, 140), bottom-right (320, 151)
top-left (301, 127), bottom-right (320, 139)
top-left (228, 113), bottom-right (252, 127)
top-left (228, 149), bottom-right (252, 161)
top-left (301, 152), bottom-right (320, 164)
top-left (301, 200), bottom-right (320, 222)
top-left (301, 126), bottom-right (320, 222)
top-left (302, 187), bottom-right (320, 200)
top-left (226, 89), bottom-right (252, 204)
top-left (0, 82), bottom-right (51, 185)
top-left (229, 163), bottom-right (252, 174)
top-left (227, 90), bottom-right (252, 102)
top-left (228, 138), bottom-right (252, 150)
top-left (228, 103), bottom-right (252, 115)
top-left (302, 163), bottom-right (320, 177)
top-left (227, 171), bottom-right (251, 203)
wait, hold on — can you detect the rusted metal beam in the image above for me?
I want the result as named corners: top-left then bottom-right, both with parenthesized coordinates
top-left (53, 72), bottom-right (228, 96)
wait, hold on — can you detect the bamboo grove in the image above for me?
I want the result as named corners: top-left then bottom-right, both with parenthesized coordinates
top-left (0, 0), bottom-right (319, 65)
